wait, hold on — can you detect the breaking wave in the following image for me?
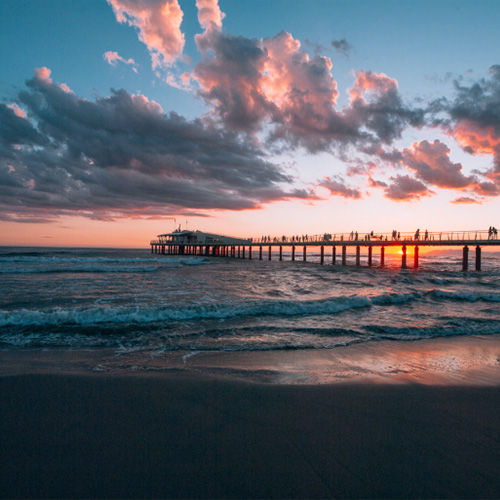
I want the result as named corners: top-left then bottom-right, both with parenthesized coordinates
top-left (0, 292), bottom-right (419, 327)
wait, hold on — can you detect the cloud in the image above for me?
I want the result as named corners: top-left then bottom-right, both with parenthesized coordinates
top-left (0, 102), bottom-right (46, 147)
top-left (434, 65), bottom-right (500, 183)
top-left (384, 175), bottom-right (433, 201)
top-left (105, 1), bottom-right (425, 156)
top-left (0, 68), bottom-right (311, 222)
top-left (103, 50), bottom-right (137, 70)
top-left (107, 0), bottom-right (185, 68)
top-left (331, 38), bottom-right (352, 56)
top-left (450, 196), bottom-right (482, 204)
top-left (401, 139), bottom-right (476, 189)
top-left (196, 0), bottom-right (225, 30)
top-left (319, 175), bottom-right (362, 199)
top-left (348, 70), bottom-right (425, 145)
top-left (193, 26), bottom-right (426, 155)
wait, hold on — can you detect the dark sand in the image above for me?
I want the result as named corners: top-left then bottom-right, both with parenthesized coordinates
top-left (2, 370), bottom-right (500, 499)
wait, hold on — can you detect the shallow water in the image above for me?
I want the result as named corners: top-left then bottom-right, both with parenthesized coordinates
top-left (1, 247), bottom-right (499, 359)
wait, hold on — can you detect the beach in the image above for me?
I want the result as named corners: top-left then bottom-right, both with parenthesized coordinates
top-left (2, 338), bottom-right (500, 499)
top-left (2, 247), bottom-right (500, 498)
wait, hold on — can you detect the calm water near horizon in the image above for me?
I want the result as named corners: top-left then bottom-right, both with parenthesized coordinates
top-left (1, 246), bottom-right (500, 370)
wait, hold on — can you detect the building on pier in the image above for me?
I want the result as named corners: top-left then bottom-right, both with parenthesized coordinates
top-left (156, 229), bottom-right (250, 246)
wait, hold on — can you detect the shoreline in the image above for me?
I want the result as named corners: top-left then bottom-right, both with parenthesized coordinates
top-left (2, 334), bottom-right (500, 385)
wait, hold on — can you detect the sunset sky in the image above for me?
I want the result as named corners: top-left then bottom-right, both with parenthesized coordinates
top-left (1, 0), bottom-right (500, 247)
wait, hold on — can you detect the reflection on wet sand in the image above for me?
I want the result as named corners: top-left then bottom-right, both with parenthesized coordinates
top-left (3, 334), bottom-right (499, 386)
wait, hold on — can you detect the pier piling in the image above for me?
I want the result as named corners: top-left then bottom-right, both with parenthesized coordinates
top-left (476, 246), bottom-right (481, 271)
top-left (462, 245), bottom-right (468, 271)
top-left (402, 246), bottom-right (407, 269)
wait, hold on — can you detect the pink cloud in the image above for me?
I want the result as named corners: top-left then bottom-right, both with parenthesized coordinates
top-left (261, 31), bottom-right (339, 125)
top-left (107, 0), bottom-right (185, 68)
top-left (103, 50), bottom-right (137, 68)
top-left (59, 83), bottom-right (72, 93)
top-left (34, 67), bottom-right (52, 83)
top-left (449, 121), bottom-right (500, 157)
top-left (7, 103), bottom-right (26, 118)
top-left (196, 0), bottom-right (225, 31)
top-left (193, 29), bottom-right (340, 144)
top-left (349, 70), bottom-right (398, 103)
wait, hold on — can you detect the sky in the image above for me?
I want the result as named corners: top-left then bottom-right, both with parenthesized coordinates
top-left (1, 0), bottom-right (500, 247)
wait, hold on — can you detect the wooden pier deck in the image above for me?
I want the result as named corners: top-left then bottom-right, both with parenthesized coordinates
top-left (150, 230), bottom-right (500, 271)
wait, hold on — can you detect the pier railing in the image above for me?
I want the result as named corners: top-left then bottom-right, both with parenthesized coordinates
top-left (251, 230), bottom-right (497, 244)
top-left (151, 230), bottom-right (498, 246)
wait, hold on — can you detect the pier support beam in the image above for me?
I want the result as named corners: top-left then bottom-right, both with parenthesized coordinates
top-left (320, 246), bottom-right (324, 265)
top-left (356, 246), bottom-right (361, 266)
top-left (303, 246), bottom-right (307, 262)
top-left (249, 246), bottom-right (252, 260)
top-left (342, 245), bottom-right (347, 265)
top-left (292, 246), bottom-right (295, 261)
top-left (476, 245), bottom-right (481, 271)
top-left (414, 246), bottom-right (419, 269)
top-left (268, 245), bottom-right (272, 260)
top-left (242, 246), bottom-right (246, 259)
top-left (380, 247), bottom-right (385, 267)
top-left (368, 246), bottom-right (372, 267)
top-left (279, 246), bottom-right (283, 261)
top-left (332, 246), bottom-right (336, 265)
top-left (462, 245), bottom-right (469, 271)
top-left (401, 245), bottom-right (407, 269)
top-left (238, 246), bottom-right (241, 258)
top-left (259, 246), bottom-right (263, 260)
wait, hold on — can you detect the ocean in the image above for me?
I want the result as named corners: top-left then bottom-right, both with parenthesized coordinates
top-left (1, 246), bottom-right (500, 379)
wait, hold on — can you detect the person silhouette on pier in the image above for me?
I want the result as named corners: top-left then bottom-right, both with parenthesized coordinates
top-left (415, 229), bottom-right (420, 240)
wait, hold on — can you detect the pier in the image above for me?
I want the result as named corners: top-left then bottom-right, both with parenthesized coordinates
top-left (150, 229), bottom-right (500, 271)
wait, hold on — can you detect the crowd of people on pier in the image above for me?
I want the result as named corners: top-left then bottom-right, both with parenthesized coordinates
top-left (255, 227), bottom-right (498, 244)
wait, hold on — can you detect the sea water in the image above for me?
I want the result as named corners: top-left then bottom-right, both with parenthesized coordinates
top-left (1, 246), bottom-right (499, 360)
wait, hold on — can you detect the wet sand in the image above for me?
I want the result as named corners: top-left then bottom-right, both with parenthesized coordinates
top-left (2, 368), bottom-right (500, 498)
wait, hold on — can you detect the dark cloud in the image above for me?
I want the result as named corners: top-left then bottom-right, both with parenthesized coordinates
top-left (401, 140), bottom-right (476, 189)
top-left (384, 175), bottom-right (433, 201)
top-left (0, 70), bottom-right (308, 221)
top-left (449, 65), bottom-right (500, 130)
top-left (450, 196), bottom-right (481, 205)
top-left (319, 175), bottom-right (362, 199)
top-left (331, 38), bottom-right (352, 56)
top-left (0, 104), bottom-right (46, 147)
top-left (431, 66), bottom-right (500, 184)
top-left (193, 31), bottom-right (425, 154)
